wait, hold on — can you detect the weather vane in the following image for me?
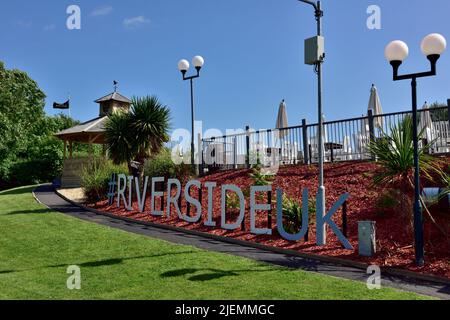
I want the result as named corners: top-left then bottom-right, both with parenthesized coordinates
top-left (113, 80), bottom-right (118, 92)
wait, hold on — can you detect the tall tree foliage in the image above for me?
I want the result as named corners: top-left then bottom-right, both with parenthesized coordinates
top-left (0, 61), bottom-right (46, 181)
top-left (0, 62), bottom-right (79, 187)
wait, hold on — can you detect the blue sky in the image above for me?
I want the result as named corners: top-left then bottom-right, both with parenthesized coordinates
top-left (0, 0), bottom-right (449, 135)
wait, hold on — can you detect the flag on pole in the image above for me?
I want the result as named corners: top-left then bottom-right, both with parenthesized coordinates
top-left (53, 100), bottom-right (70, 110)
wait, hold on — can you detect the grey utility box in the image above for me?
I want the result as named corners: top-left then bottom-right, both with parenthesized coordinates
top-left (304, 36), bottom-right (325, 65)
top-left (358, 221), bottom-right (376, 257)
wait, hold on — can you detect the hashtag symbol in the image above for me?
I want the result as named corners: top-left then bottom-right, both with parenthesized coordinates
top-left (107, 173), bottom-right (117, 206)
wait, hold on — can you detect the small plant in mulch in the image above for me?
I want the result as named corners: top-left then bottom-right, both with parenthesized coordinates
top-left (375, 190), bottom-right (400, 218)
top-left (225, 192), bottom-right (241, 210)
top-left (362, 172), bottom-right (373, 179)
top-left (248, 160), bottom-right (275, 187)
top-left (281, 195), bottom-right (316, 234)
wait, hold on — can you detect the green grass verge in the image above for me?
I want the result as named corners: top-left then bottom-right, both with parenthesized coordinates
top-left (0, 186), bottom-right (432, 300)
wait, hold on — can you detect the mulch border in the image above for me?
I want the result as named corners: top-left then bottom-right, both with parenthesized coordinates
top-left (50, 188), bottom-right (450, 286)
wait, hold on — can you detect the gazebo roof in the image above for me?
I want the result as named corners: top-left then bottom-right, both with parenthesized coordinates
top-left (55, 116), bottom-right (108, 144)
top-left (95, 92), bottom-right (132, 104)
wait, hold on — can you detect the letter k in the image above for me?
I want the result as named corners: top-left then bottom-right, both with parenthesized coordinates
top-left (316, 193), bottom-right (354, 250)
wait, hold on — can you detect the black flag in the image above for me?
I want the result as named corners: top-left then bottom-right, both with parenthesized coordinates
top-left (53, 100), bottom-right (70, 110)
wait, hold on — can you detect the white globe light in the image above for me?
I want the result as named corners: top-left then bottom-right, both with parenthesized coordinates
top-left (385, 40), bottom-right (409, 62)
top-left (192, 55), bottom-right (204, 68)
top-left (178, 59), bottom-right (190, 72)
top-left (421, 33), bottom-right (447, 56)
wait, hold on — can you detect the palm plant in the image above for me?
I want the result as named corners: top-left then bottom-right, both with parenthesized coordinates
top-left (368, 115), bottom-right (442, 186)
top-left (104, 95), bottom-right (171, 175)
top-left (104, 111), bottom-right (136, 172)
top-left (440, 172), bottom-right (450, 203)
top-left (131, 95), bottom-right (171, 164)
top-left (367, 115), bottom-right (444, 233)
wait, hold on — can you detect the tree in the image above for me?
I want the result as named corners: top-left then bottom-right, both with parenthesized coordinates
top-left (131, 95), bottom-right (171, 163)
top-left (0, 61), bottom-right (81, 188)
top-left (0, 61), bottom-right (46, 182)
top-left (104, 111), bottom-right (136, 172)
top-left (104, 95), bottom-right (171, 174)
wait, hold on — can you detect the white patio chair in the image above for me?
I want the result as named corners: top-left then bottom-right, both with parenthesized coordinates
top-left (353, 132), bottom-right (371, 160)
top-left (280, 141), bottom-right (299, 165)
top-left (309, 137), bottom-right (331, 163)
top-left (334, 136), bottom-right (353, 161)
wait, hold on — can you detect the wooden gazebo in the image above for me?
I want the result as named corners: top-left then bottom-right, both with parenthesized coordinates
top-left (55, 90), bottom-right (132, 187)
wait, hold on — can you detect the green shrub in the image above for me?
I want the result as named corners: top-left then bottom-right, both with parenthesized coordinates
top-left (144, 149), bottom-right (192, 183)
top-left (8, 136), bottom-right (64, 185)
top-left (226, 192), bottom-right (241, 210)
top-left (81, 159), bottom-right (128, 203)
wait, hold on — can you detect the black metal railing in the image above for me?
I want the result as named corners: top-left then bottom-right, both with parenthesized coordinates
top-left (201, 105), bottom-right (450, 173)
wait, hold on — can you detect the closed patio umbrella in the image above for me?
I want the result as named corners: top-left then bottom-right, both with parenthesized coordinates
top-left (310, 113), bottom-right (328, 162)
top-left (276, 99), bottom-right (288, 138)
top-left (368, 84), bottom-right (384, 128)
top-left (317, 113), bottom-right (328, 143)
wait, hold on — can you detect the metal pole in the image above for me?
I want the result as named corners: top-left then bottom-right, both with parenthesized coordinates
top-left (447, 99), bottom-right (450, 129)
top-left (411, 77), bottom-right (425, 266)
top-left (190, 78), bottom-right (197, 175)
top-left (316, 1), bottom-right (326, 245)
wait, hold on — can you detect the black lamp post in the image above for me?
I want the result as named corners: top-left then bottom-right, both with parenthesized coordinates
top-left (178, 56), bottom-right (205, 175)
top-left (385, 33), bottom-right (447, 266)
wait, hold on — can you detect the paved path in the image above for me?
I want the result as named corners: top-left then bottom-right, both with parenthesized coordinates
top-left (34, 185), bottom-right (450, 299)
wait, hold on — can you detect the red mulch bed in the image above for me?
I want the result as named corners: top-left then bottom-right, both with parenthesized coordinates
top-left (90, 160), bottom-right (450, 279)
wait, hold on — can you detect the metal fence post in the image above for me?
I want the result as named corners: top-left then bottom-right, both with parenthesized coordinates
top-left (267, 190), bottom-right (272, 230)
top-left (302, 119), bottom-right (309, 165)
top-left (368, 109), bottom-right (376, 161)
top-left (245, 125), bottom-right (250, 169)
top-left (447, 99), bottom-right (450, 129)
top-left (198, 133), bottom-right (203, 176)
top-left (233, 136), bottom-right (238, 169)
top-left (223, 136), bottom-right (227, 168)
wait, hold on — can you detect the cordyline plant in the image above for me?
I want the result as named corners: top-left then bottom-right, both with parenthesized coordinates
top-left (367, 115), bottom-right (446, 234)
top-left (105, 95), bottom-right (171, 177)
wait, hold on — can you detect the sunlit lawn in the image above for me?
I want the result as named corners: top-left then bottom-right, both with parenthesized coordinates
top-left (0, 186), bottom-right (432, 300)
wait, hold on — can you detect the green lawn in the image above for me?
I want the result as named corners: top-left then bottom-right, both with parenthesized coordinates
top-left (0, 186), bottom-right (431, 300)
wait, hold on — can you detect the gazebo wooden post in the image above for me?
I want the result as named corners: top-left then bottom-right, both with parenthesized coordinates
top-left (88, 135), bottom-right (93, 159)
top-left (69, 140), bottom-right (73, 159)
top-left (63, 140), bottom-right (67, 160)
